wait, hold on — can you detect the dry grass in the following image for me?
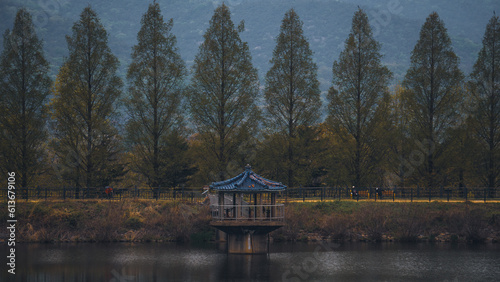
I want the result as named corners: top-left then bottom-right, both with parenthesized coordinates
top-left (2, 199), bottom-right (212, 243)
top-left (1, 200), bottom-right (498, 243)
top-left (270, 202), bottom-right (499, 243)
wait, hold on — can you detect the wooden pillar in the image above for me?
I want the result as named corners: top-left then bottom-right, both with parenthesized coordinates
top-left (271, 193), bottom-right (276, 218)
top-left (232, 193), bottom-right (236, 219)
top-left (240, 193), bottom-right (243, 218)
top-left (240, 193), bottom-right (245, 218)
top-left (253, 193), bottom-right (257, 220)
top-left (219, 192), bottom-right (224, 219)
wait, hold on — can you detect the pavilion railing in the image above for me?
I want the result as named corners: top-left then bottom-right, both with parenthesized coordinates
top-left (210, 204), bottom-right (285, 222)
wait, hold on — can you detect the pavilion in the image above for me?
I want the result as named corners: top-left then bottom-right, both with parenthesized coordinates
top-left (209, 164), bottom-right (286, 254)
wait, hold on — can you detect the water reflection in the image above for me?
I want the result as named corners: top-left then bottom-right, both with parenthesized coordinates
top-left (1, 242), bottom-right (499, 281)
top-left (217, 254), bottom-right (272, 281)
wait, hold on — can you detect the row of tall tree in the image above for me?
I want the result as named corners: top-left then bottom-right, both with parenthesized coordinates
top-left (1, 3), bottom-right (499, 194)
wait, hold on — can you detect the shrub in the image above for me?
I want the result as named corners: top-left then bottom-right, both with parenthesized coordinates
top-left (446, 206), bottom-right (488, 242)
top-left (354, 204), bottom-right (389, 241)
top-left (125, 216), bottom-right (143, 230)
top-left (271, 205), bottom-right (304, 241)
top-left (388, 204), bottom-right (427, 242)
top-left (83, 203), bottom-right (124, 242)
top-left (321, 213), bottom-right (353, 241)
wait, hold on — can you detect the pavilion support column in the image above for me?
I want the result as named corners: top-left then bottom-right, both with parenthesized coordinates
top-left (240, 193), bottom-right (243, 218)
top-left (271, 193), bottom-right (276, 218)
top-left (253, 193), bottom-right (257, 220)
top-left (260, 194), bottom-right (264, 219)
top-left (227, 232), bottom-right (268, 254)
top-left (232, 193), bottom-right (237, 219)
top-left (219, 192), bottom-right (224, 219)
top-left (215, 229), bottom-right (227, 242)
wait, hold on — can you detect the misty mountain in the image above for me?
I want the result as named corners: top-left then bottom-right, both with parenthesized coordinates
top-left (1, 0), bottom-right (499, 93)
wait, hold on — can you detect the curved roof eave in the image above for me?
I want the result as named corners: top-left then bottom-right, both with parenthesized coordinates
top-left (209, 165), bottom-right (286, 191)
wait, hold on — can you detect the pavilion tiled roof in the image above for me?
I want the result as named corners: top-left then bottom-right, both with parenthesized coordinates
top-left (210, 165), bottom-right (286, 191)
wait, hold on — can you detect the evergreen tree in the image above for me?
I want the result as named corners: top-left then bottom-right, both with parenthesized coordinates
top-left (402, 12), bottom-right (464, 190)
top-left (264, 9), bottom-right (321, 187)
top-left (125, 3), bottom-right (189, 189)
top-left (443, 116), bottom-right (479, 190)
top-left (293, 125), bottom-right (329, 186)
top-left (0, 8), bottom-right (51, 189)
top-left (327, 8), bottom-right (392, 188)
top-left (187, 4), bottom-right (259, 181)
top-left (469, 14), bottom-right (500, 193)
top-left (255, 125), bottom-right (327, 187)
top-left (50, 6), bottom-right (123, 194)
top-left (384, 84), bottom-right (413, 187)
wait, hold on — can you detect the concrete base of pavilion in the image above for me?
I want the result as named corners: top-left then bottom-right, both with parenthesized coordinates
top-left (211, 221), bottom-right (283, 254)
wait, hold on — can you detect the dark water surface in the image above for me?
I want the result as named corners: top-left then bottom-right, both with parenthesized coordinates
top-left (1, 242), bottom-right (499, 281)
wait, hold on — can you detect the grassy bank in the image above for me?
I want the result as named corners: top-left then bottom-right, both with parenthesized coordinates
top-left (0, 200), bottom-right (499, 243)
top-left (274, 201), bottom-right (500, 243)
top-left (0, 200), bottom-right (212, 243)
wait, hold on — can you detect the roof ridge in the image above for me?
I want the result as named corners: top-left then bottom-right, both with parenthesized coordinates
top-left (209, 167), bottom-right (286, 191)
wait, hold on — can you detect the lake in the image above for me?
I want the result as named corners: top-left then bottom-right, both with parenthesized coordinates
top-left (1, 242), bottom-right (499, 281)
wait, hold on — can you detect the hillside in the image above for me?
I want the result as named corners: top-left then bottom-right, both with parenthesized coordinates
top-left (1, 0), bottom-right (499, 93)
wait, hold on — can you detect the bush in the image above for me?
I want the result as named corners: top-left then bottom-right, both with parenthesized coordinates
top-left (125, 216), bottom-right (142, 230)
top-left (354, 204), bottom-right (389, 241)
top-left (388, 204), bottom-right (427, 242)
top-left (446, 206), bottom-right (489, 242)
top-left (271, 205), bottom-right (306, 241)
top-left (321, 213), bottom-right (353, 240)
top-left (83, 203), bottom-right (124, 242)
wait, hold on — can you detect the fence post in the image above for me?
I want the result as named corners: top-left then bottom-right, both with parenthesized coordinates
top-left (429, 187), bottom-right (431, 202)
top-left (465, 187), bottom-right (467, 202)
top-left (63, 186), bottom-right (66, 201)
top-left (301, 186), bottom-right (305, 202)
top-left (411, 188), bottom-right (413, 202)
top-left (484, 188), bottom-right (487, 203)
